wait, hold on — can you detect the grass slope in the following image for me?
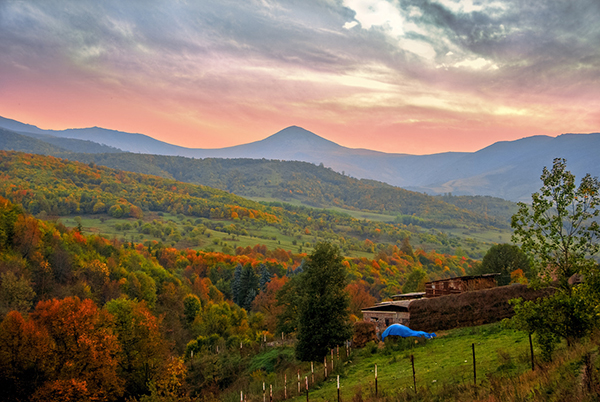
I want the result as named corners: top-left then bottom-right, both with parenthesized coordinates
top-left (222, 323), bottom-right (599, 402)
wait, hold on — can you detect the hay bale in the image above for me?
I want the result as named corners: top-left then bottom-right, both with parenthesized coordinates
top-left (353, 321), bottom-right (378, 348)
top-left (408, 284), bottom-right (553, 332)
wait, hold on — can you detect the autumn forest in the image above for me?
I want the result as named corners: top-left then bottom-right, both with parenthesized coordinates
top-left (0, 151), bottom-right (485, 401)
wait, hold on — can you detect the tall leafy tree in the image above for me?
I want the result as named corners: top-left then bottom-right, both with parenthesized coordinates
top-left (511, 158), bottom-right (600, 358)
top-left (400, 236), bottom-right (414, 258)
top-left (295, 242), bottom-right (352, 362)
top-left (183, 294), bottom-right (202, 325)
top-left (104, 298), bottom-right (168, 399)
top-left (28, 297), bottom-right (124, 401)
top-left (402, 267), bottom-right (428, 293)
top-left (512, 158), bottom-right (600, 292)
top-left (0, 310), bottom-right (50, 402)
top-left (275, 275), bottom-right (303, 335)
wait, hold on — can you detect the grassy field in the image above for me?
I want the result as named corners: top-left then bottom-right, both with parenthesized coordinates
top-left (217, 323), bottom-right (600, 402)
top-left (445, 226), bottom-right (513, 245)
top-left (290, 325), bottom-right (533, 402)
top-left (55, 197), bottom-right (513, 262)
top-left (220, 323), bottom-right (547, 402)
top-left (57, 213), bottom-right (376, 259)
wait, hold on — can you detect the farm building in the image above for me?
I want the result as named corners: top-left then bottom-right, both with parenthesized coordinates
top-left (362, 282), bottom-right (552, 334)
top-left (360, 300), bottom-right (412, 334)
top-left (360, 273), bottom-right (542, 334)
top-left (391, 292), bottom-right (425, 301)
top-left (425, 273), bottom-right (499, 297)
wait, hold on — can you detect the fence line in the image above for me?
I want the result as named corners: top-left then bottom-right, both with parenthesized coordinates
top-left (212, 333), bottom-right (534, 401)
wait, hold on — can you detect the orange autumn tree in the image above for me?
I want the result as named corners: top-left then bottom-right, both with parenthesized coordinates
top-left (346, 281), bottom-right (376, 320)
top-left (0, 311), bottom-right (52, 402)
top-left (29, 297), bottom-right (124, 401)
top-left (252, 275), bottom-right (288, 333)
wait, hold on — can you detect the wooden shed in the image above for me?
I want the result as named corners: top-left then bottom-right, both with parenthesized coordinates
top-left (425, 273), bottom-right (499, 298)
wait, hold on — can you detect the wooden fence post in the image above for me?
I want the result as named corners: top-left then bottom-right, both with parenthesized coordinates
top-left (324, 356), bottom-right (328, 379)
top-left (472, 343), bottom-right (477, 386)
top-left (375, 363), bottom-right (378, 397)
top-left (284, 373), bottom-right (287, 400)
top-left (305, 376), bottom-right (309, 402)
top-left (331, 349), bottom-right (334, 372)
top-left (411, 354), bottom-right (416, 394)
top-left (311, 361), bottom-right (314, 384)
top-left (529, 333), bottom-right (535, 371)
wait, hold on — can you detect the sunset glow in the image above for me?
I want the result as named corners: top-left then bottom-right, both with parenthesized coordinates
top-left (1, 0), bottom-right (599, 154)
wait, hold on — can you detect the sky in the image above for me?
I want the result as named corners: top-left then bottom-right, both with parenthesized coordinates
top-left (1, 0), bottom-right (599, 155)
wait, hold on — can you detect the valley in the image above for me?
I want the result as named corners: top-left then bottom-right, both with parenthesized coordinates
top-left (0, 119), bottom-right (598, 402)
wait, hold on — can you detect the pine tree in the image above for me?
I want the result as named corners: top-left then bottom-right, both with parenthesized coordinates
top-left (239, 265), bottom-right (259, 311)
top-left (258, 264), bottom-right (272, 292)
top-left (295, 243), bottom-right (352, 361)
top-left (296, 259), bottom-right (305, 274)
top-left (231, 263), bottom-right (242, 305)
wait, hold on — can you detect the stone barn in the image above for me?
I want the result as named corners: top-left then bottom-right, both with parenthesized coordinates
top-left (361, 274), bottom-right (503, 334)
top-left (361, 300), bottom-right (413, 334)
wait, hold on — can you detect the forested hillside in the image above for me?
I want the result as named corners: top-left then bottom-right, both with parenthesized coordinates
top-left (0, 127), bottom-right (123, 154)
top-left (0, 188), bottom-right (479, 400)
top-left (0, 144), bottom-right (509, 228)
top-left (0, 151), bottom-right (495, 258)
top-left (68, 154), bottom-right (512, 228)
top-left (436, 194), bottom-right (519, 223)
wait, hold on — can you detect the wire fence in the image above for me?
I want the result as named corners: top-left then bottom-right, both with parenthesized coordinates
top-left (222, 333), bottom-right (536, 402)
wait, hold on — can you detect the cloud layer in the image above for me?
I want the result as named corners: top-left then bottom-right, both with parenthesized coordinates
top-left (1, 0), bottom-right (598, 154)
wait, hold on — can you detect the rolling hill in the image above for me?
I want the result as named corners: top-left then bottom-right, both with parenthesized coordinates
top-left (0, 128), bottom-right (511, 229)
top-left (1, 115), bottom-right (598, 202)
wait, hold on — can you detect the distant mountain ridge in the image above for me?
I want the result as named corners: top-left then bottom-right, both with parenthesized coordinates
top-left (1, 115), bottom-right (598, 202)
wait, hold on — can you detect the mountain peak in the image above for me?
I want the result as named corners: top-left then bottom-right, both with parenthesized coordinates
top-left (260, 126), bottom-right (341, 149)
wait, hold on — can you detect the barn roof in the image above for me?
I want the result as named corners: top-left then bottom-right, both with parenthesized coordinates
top-left (426, 273), bottom-right (500, 284)
top-left (391, 292), bottom-right (426, 300)
top-left (361, 300), bottom-right (412, 312)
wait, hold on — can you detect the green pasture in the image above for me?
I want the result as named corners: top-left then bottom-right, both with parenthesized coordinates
top-left (228, 323), bottom-right (539, 402)
top-left (58, 212), bottom-right (389, 259)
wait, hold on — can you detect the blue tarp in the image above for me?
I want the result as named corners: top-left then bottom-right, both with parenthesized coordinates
top-left (381, 324), bottom-right (436, 341)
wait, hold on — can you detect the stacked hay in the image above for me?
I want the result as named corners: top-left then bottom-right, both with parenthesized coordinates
top-left (408, 284), bottom-right (553, 332)
top-left (352, 321), bottom-right (378, 348)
